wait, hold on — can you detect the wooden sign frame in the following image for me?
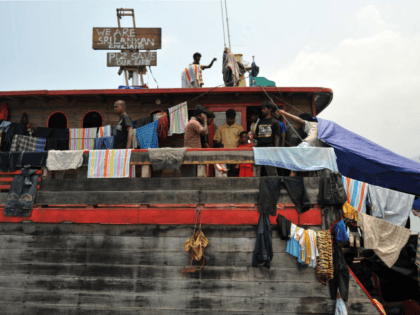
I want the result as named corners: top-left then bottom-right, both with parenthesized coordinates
top-left (93, 28), bottom-right (162, 50)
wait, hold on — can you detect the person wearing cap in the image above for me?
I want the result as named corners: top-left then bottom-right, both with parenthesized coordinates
top-left (255, 101), bottom-right (281, 176)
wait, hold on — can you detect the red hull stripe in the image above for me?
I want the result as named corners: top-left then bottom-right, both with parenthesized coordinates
top-left (0, 208), bottom-right (321, 225)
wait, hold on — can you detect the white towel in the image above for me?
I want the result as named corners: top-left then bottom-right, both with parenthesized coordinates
top-left (46, 150), bottom-right (84, 171)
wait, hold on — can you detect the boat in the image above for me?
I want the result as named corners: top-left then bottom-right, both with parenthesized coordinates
top-left (0, 85), bottom-right (384, 314)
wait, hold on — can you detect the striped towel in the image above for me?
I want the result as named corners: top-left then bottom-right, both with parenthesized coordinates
top-left (88, 149), bottom-right (132, 178)
top-left (225, 52), bottom-right (240, 81)
top-left (98, 125), bottom-right (111, 138)
top-left (168, 102), bottom-right (188, 135)
top-left (342, 175), bottom-right (369, 214)
top-left (70, 128), bottom-right (98, 150)
top-left (181, 64), bottom-right (200, 88)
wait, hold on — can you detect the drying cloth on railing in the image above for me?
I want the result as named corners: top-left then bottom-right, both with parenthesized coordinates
top-left (98, 125), bottom-right (111, 138)
top-left (181, 64), bottom-right (201, 88)
top-left (21, 152), bottom-right (47, 168)
top-left (358, 212), bottom-right (411, 268)
top-left (168, 102), bottom-right (188, 135)
top-left (132, 129), bottom-right (139, 149)
top-left (88, 149), bottom-right (131, 178)
top-left (136, 120), bottom-right (159, 149)
top-left (368, 185), bottom-right (415, 226)
top-left (94, 137), bottom-right (114, 150)
top-left (46, 150), bottom-right (84, 171)
top-left (157, 115), bottom-right (169, 142)
top-left (252, 214), bottom-right (273, 269)
top-left (341, 175), bottom-right (369, 214)
top-left (253, 147), bottom-right (338, 172)
top-left (69, 128), bottom-right (97, 150)
top-left (148, 148), bottom-right (187, 172)
top-left (10, 135), bottom-right (46, 152)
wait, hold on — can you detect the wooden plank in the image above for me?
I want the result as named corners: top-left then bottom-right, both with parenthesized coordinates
top-left (0, 223), bottom-right (268, 238)
top-left (92, 28), bottom-right (162, 50)
top-left (0, 275), bottom-right (332, 298)
top-left (37, 177), bottom-right (319, 204)
top-left (0, 248), bottom-right (304, 268)
top-left (0, 264), bottom-right (319, 282)
top-left (0, 235), bottom-right (288, 252)
top-left (0, 304), bottom-right (342, 315)
top-left (0, 289), bottom-right (377, 314)
top-left (107, 52), bottom-right (157, 67)
top-left (0, 288), bottom-right (339, 313)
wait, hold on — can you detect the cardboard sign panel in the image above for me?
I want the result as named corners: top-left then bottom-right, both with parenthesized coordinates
top-left (93, 28), bottom-right (161, 50)
top-left (107, 52), bottom-right (157, 67)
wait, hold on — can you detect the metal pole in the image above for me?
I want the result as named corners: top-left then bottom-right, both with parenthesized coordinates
top-left (220, 0), bottom-right (226, 48)
top-left (224, 0), bottom-right (232, 51)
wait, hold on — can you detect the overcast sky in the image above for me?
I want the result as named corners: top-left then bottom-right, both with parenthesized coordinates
top-left (1, 0), bottom-right (420, 158)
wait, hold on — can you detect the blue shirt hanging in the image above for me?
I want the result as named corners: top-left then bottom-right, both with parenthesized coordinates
top-left (136, 120), bottom-right (159, 149)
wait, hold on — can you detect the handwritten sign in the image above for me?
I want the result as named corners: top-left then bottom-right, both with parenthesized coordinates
top-left (107, 52), bottom-right (157, 67)
top-left (92, 28), bottom-right (161, 50)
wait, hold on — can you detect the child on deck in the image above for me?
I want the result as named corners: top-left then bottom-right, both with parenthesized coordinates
top-left (236, 131), bottom-right (254, 177)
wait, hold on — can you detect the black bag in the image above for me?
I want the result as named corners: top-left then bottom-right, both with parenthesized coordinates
top-left (317, 169), bottom-right (347, 206)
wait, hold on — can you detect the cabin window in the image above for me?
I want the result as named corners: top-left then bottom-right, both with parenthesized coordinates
top-left (47, 112), bottom-right (68, 129)
top-left (82, 111), bottom-right (103, 128)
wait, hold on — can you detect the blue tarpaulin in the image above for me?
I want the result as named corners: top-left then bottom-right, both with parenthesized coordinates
top-left (317, 118), bottom-right (420, 196)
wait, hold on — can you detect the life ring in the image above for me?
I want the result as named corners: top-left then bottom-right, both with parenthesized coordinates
top-left (0, 104), bottom-right (9, 120)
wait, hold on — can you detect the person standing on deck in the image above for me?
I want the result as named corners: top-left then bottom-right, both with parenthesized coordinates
top-left (113, 100), bottom-right (133, 149)
top-left (213, 109), bottom-right (244, 176)
top-left (181, 107), bottom-right (208, 177)
top-left (249, 108), bottom-right (260, 146)
top-left (191, 53), bottom-right (217, 87)
top-left (213, 109), bottom-right (243, 149)
top-left (255, 101), bottom-right (281, 176)
top-left (273, 109), bottom-right (287, 147)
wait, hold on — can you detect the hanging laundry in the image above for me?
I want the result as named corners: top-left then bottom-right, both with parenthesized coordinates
top-left (93, 137), bottom-right (114, 150)
top-left (2, 123), bottom-right (26, 152)
top-left (132, 129), bottom-right (139, 149)
top-left (181, 64), bottom-right (201, 88)
top-left (317, 169), bottom-right (347, 206)
top-left (316, 230), bottom-right (334, 285)
top-left (135, 116), bottom-right (153, 129)
top-left (157, 114), bottom-right (169, 142)
top-left (329, 241), bottom-right (349, 301)
top-left (69, 128), bottom-right (97, 150)
top-left (215, 163), bottom-right (228, 177)
top-left (88, 149), bottom-right (131, 178)
top-left (341, 175), bottom-right (369, 213)
top-left (4, 167), bottom-right (40, 217)
top-left (8, 152), bottom-right (23, 172)
top-left (253, 147), bottom-right (338, 172)
top-left (368, 185), bottom-right (415, 226)
top-left (335, 289), bottom-right (348, 315)
top-left (0, 121), bottom-right (11, 131)
top-left (222, 50), bottom-right (240, 86)
top-left (252, 214), bottom-right (273, 269)
top-left (21, 152), bottom-right (48, 168)
top-left (45, 138), bottom-right (69, 151)
top-left (36, 127), bottom-right (54, 138)
top-left (342, 202), bottom-right (358, 221)
top-left (10, 135), bottom-right (46, 152)
top-left (97, 125), bottom-right (112, 138)
top-left (286, 226), bottom-right (304, 264)
top-left (136, 120), bottom-right (159, 149)
top-left (148, 148), bottom-right (186, 172)
top-left (168, 102), bottom-right (189, 136)
top-left (258, 177), bottom-right (312, 216)
top-left (276, 214), bottom-right (292, 240)
top-left (334, 220), bottom-right (349, 243)
top-left (299, 229), bottom-right (318, 267)
top-left (358, 212), bottom-right (410, 268)
top-left (46, 150), bottom-right (84, 171)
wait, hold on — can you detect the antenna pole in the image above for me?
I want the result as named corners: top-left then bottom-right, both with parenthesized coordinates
top-left (220, 0), bottom-right (227, 48)
top-left (224, 0), bottom-right (232, 51)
